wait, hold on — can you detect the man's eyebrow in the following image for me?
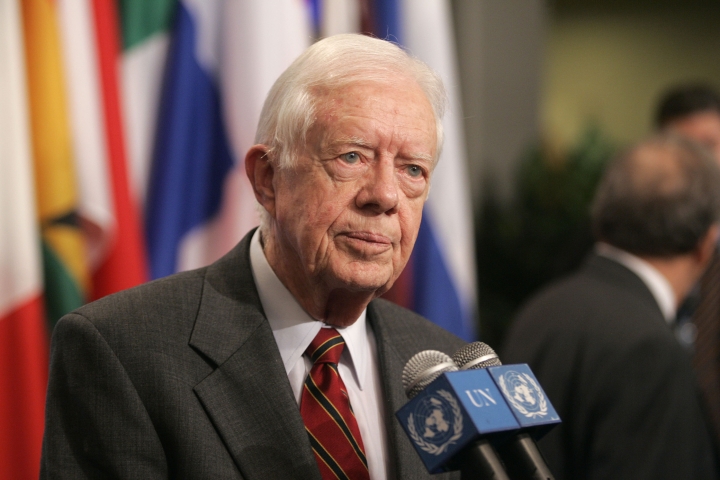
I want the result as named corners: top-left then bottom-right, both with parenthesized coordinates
top-left (407, 152), bottom-right (434, 164)
top-left (327, 136), bottom-right (374, 150)
top-left (327, 136), bottom-right (435, 164)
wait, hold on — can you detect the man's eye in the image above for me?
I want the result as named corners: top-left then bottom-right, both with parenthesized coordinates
top-left (407, 165), bottom-right (423, 177)
top-left (340, 152), bottom-right (360, 164)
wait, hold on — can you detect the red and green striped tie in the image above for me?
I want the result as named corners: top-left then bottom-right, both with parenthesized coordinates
top-left (301, 328), bottom-right (370, 480)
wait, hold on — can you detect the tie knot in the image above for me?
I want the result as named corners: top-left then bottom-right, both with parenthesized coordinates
top-left (307, 328), bottom-right (345, 365)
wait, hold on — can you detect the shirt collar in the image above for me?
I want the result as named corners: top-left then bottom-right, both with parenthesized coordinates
top-left (249, 230), bottom-right (369, 389)
top-left (595, 242), bottom-right (676, 324)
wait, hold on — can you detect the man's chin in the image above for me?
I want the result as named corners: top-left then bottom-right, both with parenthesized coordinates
top-left (329, 270), bottom-right (394, 294)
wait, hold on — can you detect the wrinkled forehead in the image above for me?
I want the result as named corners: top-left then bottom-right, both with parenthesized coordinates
top-left (307, 79), bottom-right (439, 157)
top-left (315, 78), bottom-right (432, 109)
top-left (310, 73), bottom-right (433, 108)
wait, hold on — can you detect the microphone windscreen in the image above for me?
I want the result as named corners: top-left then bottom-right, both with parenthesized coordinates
top-left (402, 350), bottom-right (458, 399)
top-left (453, 342), bottom-right (502, 370)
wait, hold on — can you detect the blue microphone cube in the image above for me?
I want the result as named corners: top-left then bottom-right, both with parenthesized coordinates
top-left (487, 364), bottom-right (561, 438)
top-left (395, 369), bottom-right (519, 473)
top-left (396, 364), bottom-right (561, 473)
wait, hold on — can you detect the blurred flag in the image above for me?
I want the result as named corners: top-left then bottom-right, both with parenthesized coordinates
top-left (119, 0), bottom-right (177, 209)
top-left (319, 0), bottom-right (362, 36)
top-left (23, 0), bottom-right (89, 327)
top-left (2, 1), bottom-right (149, 476)
top-left (372, 0), bottom-right (478, 341)
top-left (0, 2), bottom-right (49, 477)
top-left (143, 0), bottom-right (311, 279)
top-left (59, 0), bottom-right (148, 301)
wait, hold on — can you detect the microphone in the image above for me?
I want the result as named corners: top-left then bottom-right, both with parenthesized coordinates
top-left (403, 350), bottom-right (459, 399)
top-left (452, 342), bottom-right (501, 370)
top-left (399, 350), bottom-right (510, 480)
top-left (454, 343), bottom-right (556, 480)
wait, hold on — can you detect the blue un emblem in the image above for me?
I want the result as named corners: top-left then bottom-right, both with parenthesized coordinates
top-left (406, 390), bottom-right (463, 456)
top-left (498, 370), bottom-right (548, 419)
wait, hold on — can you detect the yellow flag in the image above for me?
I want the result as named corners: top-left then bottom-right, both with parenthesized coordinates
top-left (22, 0), bottom-right (89, 322)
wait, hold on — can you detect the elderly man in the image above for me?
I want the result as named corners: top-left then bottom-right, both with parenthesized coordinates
top-left (502, 135), bottom-right (720, 479)
top-left (40, 34), bottom-right (465, 479)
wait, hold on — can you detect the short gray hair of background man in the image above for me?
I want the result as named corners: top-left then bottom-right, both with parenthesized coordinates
top-left (592, 134), bottom-right (720, 299)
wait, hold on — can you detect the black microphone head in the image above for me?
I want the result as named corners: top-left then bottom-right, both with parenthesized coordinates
top-left (452, 342), bottom-right (502, 370)
top-left (402, 350), bottom-right (458, 399)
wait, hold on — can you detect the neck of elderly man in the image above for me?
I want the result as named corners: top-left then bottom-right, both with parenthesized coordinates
top-left (261, 229), bottom-right (382, 326)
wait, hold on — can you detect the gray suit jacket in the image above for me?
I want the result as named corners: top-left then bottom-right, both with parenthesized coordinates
top-left (41, 231), bottom-right (465, 479)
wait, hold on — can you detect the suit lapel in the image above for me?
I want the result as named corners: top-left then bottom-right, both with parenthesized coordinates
top-left (368, 302), bottom-right (437, 479)
top-left (189, 232), bottom-right (320, 480)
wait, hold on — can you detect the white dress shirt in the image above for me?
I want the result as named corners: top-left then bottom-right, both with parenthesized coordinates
top-left (249, 230), bottom-right (389, 479)
top-left (595, 242), bottom-right (677, 324)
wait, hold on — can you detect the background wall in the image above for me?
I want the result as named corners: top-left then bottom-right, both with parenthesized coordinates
top-left (544, 3), bottom-right (720, 150)
top-left (452, 0), bottom-right (546, 207)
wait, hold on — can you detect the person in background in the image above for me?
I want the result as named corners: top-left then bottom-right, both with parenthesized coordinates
top-left (656, 83), bottom-right (720, 451)
top-left (657, 84), bottom-right (720, 162)
top-left (40, 34), bottom-right (465, 479)
top-left (502, 134), bottom-right (720, 479)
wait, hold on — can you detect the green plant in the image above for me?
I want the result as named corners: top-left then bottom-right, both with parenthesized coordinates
top-left (477, 126), bottom-right (615, 347)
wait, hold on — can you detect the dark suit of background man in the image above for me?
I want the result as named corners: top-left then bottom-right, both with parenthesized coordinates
top-left (656, 84), bottom-right (720, 452)
top-left (502, 135), bottom-right (720, 479)
top-left (40, 34), bottom-right (465, 479)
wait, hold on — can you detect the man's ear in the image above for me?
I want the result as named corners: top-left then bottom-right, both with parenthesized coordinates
top-left (696, 223), bottom-right (720, 266)
top-left (245, 145), bottom-right (276, 217)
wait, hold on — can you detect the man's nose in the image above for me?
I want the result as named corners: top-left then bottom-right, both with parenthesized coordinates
top-left (355, 157), bottom-right (399, 213)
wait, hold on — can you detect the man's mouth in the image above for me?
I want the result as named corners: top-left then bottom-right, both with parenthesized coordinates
top-left (343, 231), bottom-right (392, 245)
top-left (339, 231), bottom-right (394, 255)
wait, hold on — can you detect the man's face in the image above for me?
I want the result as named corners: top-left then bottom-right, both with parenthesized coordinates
top-left (269, 80), bottom-right (437, 299)
top-left (666, 111), bottom-right (720, 164)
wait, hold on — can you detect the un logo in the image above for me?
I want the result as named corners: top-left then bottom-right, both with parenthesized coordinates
top-left (498, 370), bottom-right (548, 419)
top-left (406, 390), bottom-right (463, 455)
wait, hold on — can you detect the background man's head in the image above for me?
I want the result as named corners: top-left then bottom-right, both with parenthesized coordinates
top-left (591, 134), bottom-right (720, 258)
top-left (655, 84), bottom-right (720, 162)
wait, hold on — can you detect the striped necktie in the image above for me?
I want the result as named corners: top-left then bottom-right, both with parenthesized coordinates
top-left (300, 328), bottom-right (370, 480)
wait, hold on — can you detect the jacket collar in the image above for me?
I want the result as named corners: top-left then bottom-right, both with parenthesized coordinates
top-left (189, 229), bottom-right (320, 479)
top-left (368, 301), bottom-right (442, 479)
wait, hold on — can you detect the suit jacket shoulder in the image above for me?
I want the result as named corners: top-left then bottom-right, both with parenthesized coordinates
top-left (43, 233), bottom-right (319, 479)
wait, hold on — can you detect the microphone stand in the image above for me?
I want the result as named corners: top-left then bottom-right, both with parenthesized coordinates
top-left (456, 439), bottom-right (510, 480)
top-left (496, 433), bottom-right (554, 480)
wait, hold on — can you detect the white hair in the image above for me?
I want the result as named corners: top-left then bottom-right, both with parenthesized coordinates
top-left (254, 33), bottom-right (447, 232)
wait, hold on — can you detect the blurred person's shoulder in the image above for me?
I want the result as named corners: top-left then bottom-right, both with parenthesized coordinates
top-left (503, 253), bottom-right (681, 362)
